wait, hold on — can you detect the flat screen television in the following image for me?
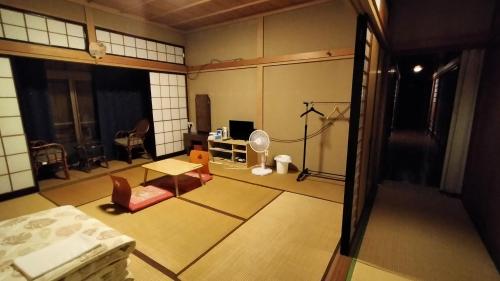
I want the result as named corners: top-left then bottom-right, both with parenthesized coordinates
top-left (229, 120), bottom-right (254, 140)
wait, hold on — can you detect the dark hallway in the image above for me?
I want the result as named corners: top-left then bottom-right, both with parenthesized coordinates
top-left (385, 130), bottom-right (441, 186)
top-left (385, 53), bottom-right (459, 187)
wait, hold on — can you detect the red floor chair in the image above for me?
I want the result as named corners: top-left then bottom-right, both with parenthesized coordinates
top-left (110, 175), bottom-right (173, 212)
top-left (184, 150), bottom-right (213, 183)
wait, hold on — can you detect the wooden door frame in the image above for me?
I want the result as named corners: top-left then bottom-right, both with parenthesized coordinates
top-left (341, 14), bottom-right (368, 255)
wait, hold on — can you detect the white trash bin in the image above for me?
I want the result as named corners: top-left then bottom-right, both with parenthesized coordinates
top-left (274, 155), bottom-right (292, 174)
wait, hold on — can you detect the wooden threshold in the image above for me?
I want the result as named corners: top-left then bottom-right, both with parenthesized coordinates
top-left (324, 253), bottom-right (353, 281)
top-left (0, 39), bottom-right (187, 73)
top-left (188, 48), bottom-right (354, 73)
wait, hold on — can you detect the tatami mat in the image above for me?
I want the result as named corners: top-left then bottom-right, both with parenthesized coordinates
top-left (128, 254), bottom-right (174, 281)
top-left (38, 158), bottom-right (152, 191)
top-left (357, 181), bottom-right (500, 281)
top-left (78, 197), bottom-right (242, 274)
top-left (174, 155), bottom-right (344, 203)
top-left (40, 167), bottom-right (165, 206)
top-left (181, 176), bottom-right (282, 219)
top-left (0, 193), bottom-right (56, 221)
top-left (179, 192), bottom-right (343, 281)
top-left (349, 260), bottom-right (413, 281)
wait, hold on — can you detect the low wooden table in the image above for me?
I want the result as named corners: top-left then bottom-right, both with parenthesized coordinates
top-left (142, 159), bottom-right (204, 197)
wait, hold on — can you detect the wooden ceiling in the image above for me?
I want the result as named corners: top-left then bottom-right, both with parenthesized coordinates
top-left (87, 0), bottom-right (320, 31)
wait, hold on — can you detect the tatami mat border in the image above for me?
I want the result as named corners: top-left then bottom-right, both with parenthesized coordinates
top-left (175, 190), bottom-right (284, 276)
top-left (212, 173), bottom-right (343, 204)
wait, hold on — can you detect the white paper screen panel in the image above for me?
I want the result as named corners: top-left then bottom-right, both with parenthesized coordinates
top-left (97, 28), bottom-right (184, 65)
top-left (149, 72), bottom-right (188, 157)
top-left (0, 57), bottom-right (34, 194)
top-left (0, 7), bottom-right (86, 50)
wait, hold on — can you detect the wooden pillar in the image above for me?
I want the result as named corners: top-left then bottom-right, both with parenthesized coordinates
top-left (256, 17), bottom-right (264, 129)
top-left (84, 6), bottom-right (96, 43)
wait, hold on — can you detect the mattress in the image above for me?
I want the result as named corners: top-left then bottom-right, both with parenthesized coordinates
top-left (0, 206), bottom-right (135, 281)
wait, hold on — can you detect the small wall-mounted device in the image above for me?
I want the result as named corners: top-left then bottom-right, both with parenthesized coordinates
top-left (89, 42), bottom-right (106, 59)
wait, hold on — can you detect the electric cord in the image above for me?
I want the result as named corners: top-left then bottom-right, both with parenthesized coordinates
top-left (188, 58), bottom-right (243, 80)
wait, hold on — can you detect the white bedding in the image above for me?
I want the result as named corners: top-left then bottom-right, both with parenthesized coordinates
top-left (0, 206), bottom-right (135, 281)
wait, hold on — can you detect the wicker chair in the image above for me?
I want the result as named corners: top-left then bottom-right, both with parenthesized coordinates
top-left (114, 119), bottom-right (150, 164)
top-left (30, 140), bottom-right (70, 180)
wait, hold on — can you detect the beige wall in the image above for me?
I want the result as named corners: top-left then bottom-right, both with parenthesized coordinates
top-left (186, 0), bottom-right (357, 175)
top-left (0, 0), bottom-right (185, 46)
top-left (186, 19), bottom-right (260, 65)
top-left (187, 68), bottom-right (257, 130)
top-left (263, 60), bottom-right (353, 173)
top-left (264, 1), bottom-right (357, 56)
top-left (92, 9), bottom-right (184, 46)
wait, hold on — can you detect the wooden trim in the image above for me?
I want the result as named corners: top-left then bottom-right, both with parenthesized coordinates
top-left (350, 0), bottom-right (388, 48)
top-left (255, 17), bottom-right (264, 130)
top-left (84, 6), bottom-right (96, 43)
top-left (186, 0), bottom-right (332, 33)
top-left (434, 58), bottom-right (460, 78)
top-left (188, 49), bottom-right (354, 72)
top-left (0, 39), bottom-right (187, 73)
top-left (256, 66), bottom-right (264, 129)
top-left (173, 0), bottom-right (272, 27)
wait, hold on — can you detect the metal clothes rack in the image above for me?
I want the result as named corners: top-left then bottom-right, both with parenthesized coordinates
top-left (296, 101), bottom-right (350, 182)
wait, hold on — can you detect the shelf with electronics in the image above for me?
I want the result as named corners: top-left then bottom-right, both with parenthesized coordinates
top-left (208, 139), bottom-right (258, 168)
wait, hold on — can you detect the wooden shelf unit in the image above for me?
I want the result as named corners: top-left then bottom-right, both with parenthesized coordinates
top-left (208, 139), bottom-right (258, 167)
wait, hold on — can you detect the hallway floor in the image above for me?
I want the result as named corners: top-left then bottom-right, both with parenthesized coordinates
top-left (355, 181), bottom-right (499, 281)
top-left (386, 130), bottom-right (442, 187)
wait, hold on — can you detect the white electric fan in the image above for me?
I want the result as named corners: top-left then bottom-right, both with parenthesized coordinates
top-left (249, 130), bottom-right (272, 176)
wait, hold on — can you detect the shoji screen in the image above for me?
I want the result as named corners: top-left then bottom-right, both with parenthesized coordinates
top-left (96, 29), bottom-right (184, 64)
top-left (0, 57), bottom-right (34, 194)
top-left (0, 7), bottom-right (86, 50)
top-left (149, 72), bottom-right (188, 157)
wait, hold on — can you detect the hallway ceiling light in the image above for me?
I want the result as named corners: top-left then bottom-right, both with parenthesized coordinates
top-left (413, 65), bottom-right (423, 73)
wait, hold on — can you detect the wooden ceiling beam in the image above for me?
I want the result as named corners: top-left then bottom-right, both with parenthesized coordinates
top-left (186, 0), bottom-right (331, 33)
top-left (118, 0), bottom-right (158, 12)
top-left (171, 0), bottom-right (273, 28)
top-left (65, 0), bottom-right (184, 33)
top-left (149, 0), bottom-right (212, 19)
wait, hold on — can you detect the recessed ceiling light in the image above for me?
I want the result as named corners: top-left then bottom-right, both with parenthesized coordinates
top-left (413, 65), bottom-right (423, 73)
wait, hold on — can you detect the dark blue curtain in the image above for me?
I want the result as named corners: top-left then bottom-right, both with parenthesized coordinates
top-left (93, 66), bottom-right (152, 159)
top-left (12, 57), bottom-right (54, 142)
